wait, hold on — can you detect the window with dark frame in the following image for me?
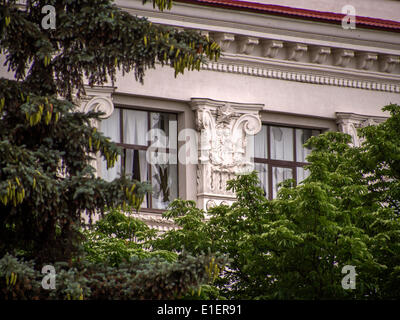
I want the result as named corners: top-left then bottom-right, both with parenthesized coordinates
top-left (252, 124), bottom-right (321, 200)
top-left (100, 106), bottom-right (178, 211)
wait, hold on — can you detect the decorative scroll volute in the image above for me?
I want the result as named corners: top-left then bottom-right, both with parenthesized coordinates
top-left (195, 107), bottom-right (215, 163)
top-left (83, 96), bottom-right (114, 119)
top-left (232, 113), bottom-right (262, 169)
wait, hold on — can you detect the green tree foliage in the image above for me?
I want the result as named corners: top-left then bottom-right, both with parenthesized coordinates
top-left (154, 105), bottom-right (400, 299)
top-left (152, 199), bottom-right (213, 254)
top-left (0, 0), bottom-right (220, 263)
top-left (83, 206), bottom-right (178, 266)
top-left (0, 0), bottom-right (220, 98)
top-left (0, 252), bottom-right (227, 300)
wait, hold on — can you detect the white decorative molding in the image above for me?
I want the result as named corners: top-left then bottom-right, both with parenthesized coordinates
top-left (83, 96), bottom-right (114, 119)
top-left (201, 60), bottom-right (400, 93)
top-left (237, 36), bottom-right (259, 55)
top-left (333, 49), bottom-right (355, 67)
top-left (379, 55), bottom-right (400, 73)
top-left (211, 32), bottom-right (235, 51)
top-left (336, 112), bottom-right (387, 147)
top-left (80, 86), bottom-right (116, 119)
top-left (261, 39), bottom-right (284, 58)
top-left (190, 98), bottom-right (263, 211)
top-left (286, 43), bottom-right (307, 61)
top-left (310, 46), bottom-right (331, 64)
top-left (356, 52), bottom-right (378, 70)
top-left (123, 2), bottom-right (400, 76)
top-left (132, 212), bottom-right (177, 231)
top-left (206, 200), bottom-right (216, 210)
top-left (160, 29), bottom-right (399, 91)
top-left (206, 32), bottom-right (398, 79)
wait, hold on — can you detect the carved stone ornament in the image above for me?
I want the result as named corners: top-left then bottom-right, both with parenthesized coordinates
top-left (237, 36), bottom-right (259, 55)
top-left (191, 99), bottom-right (263, 210)
top-left (286, 43), bottom-right (307, 61)
top-left (333, 49), bottom-right (354, 67)
top-left (82, 96), bottom-right (114, 119)
top-left (206, 200), bottom-right (216, 210)
top-left (261, 39), bottom-right (284, 58)
top-left (211, 32), bottom-right (235, 52)
top-left (356, 52), bottom-right (378, 70)
top-left (379, 55), bottom-right (400, 73)
top-left (310, 46), bottom-right (331, 64)
top-left (336, 112), bottom-right (387, 147)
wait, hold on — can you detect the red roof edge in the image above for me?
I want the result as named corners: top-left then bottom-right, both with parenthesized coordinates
top-left (175, 0), bottom-right (400, 32)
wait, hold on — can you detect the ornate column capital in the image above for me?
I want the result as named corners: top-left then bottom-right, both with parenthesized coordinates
top-left (82, 96), bottom-right (114, 119)
top-left (336, 112), bottom-right (387, 147)
top-left (190, 98), bottom-right (263, 210)
top-left (81, 86), bottom-right (115, 119)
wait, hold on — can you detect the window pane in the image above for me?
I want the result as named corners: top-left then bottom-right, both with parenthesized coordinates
top-left (151, 164), bottom-right (178, 210)
top-left (100, 109), bottom-right (121, 181)
top-left (254, 125), bottom-right (268, 159)
top-left (151, 112), bottom-right (177, 137)
top-left (296, 129), bottom-right (319, 163)
top-left (272, 167), bottom-right (292, 198)
top-left (100, 108), bottom-right (179, 210)
top-left (124, 149), bottom-right (149, 208)
top-left (123, 109), bottom-right (148, 146)
top-left (100, 108), bottom-right (120, 143)
top-left (124, 149), bottom-right (148, 180)
top-left (101, 156), bottom-right (121, 182)
top-left (297, 166), bottom-right (310, 184)
top-left (254, 163), bottom-right (268, 197)
top-left (150, 112), bottom-right (178, 156)
top-left (270, 126), bottom-right (294, 161)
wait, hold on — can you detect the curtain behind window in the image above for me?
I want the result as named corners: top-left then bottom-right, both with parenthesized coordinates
top-left (296, 128), bottom-right (320, 163)
top-left (100, 110), bottom-right (121, 182)
top-left (123, 109), bottom-right (149, 207)
top-left (123, 109), bottom-right (148, 181)
top-left (150, 113), bottom-right (178, 209)
top-left (254, 125), bottom-right (268, 159)
top-left (271, 126), bottom-right (293, 161)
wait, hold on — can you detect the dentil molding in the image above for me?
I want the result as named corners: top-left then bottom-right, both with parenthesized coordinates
top-left (201, 59), bottom-right (400, 94)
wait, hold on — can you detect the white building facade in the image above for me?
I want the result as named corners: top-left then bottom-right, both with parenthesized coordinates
top-left (66, 0), bottom-right (400, 228)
